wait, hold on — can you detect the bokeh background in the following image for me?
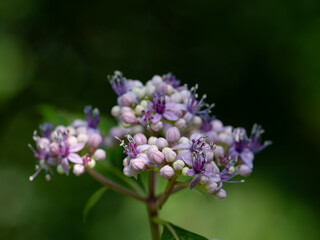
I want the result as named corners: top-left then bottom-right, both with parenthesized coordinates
top-left (0, 0), bottom-right (319, 239)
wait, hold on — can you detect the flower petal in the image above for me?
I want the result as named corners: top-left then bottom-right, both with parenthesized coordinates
top-left (189, 174), bottom-right (201, 190)
top-left (172, 143), bottom-right (191, 150)
top-left (152, 113), bottom-right (162, 123)
top-left (61, 157), bottom-right (69, 175)
top-left (240, 148), bottom-right (254, 169)
top-left (69, 143), bottom-right (85, 153)
top-left (68, 153), bottom-right (83, 164)
top-left (163, 111), bottom-right (179, 121)
top-left (137, 144), bottom-right (150, 153)
top-left (178, 151), bottom-right (193, 166)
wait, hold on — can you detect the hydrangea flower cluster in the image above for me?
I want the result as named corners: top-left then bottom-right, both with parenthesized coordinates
top-left (28, 106), bottom-right (106, 180)
top-left (106, 71), bottom-right (271, 199)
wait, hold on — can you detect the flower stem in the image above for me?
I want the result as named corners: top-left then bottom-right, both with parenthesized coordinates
top-left (147, 171), bottom-right (161, 240)
top-left (86, 168), bottom-right (146, 202)
top-left (152, 175), bottom-right (178, 211)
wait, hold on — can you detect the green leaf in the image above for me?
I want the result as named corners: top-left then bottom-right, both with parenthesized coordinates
top-left (161, 222), bottom-right (208, 240)
top-left (83, 186), bottom-right (108, 222)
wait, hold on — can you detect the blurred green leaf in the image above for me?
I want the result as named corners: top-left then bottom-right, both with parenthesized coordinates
top-left (83, 186), bottom-right (108, 222)
top-left (161, 221), bottom-right (208, 240)
top-left (37, 104), bottom-right (78, 126)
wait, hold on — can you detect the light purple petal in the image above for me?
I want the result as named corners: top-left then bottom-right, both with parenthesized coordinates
top-left (47, 157), bottom-right (59, 165)
top-left (166, 103), bottom-right (187, 111)
top-left (187, 169), bottom-right (195, 176)
top-left (68, 153), bottom-right (83, 164)
top-left (172, 143), bottom-right (191, 150)
top-left (189, 174), bottom-right (201, 190)
top-left (137, 144), bottom-right (150, 153)
top-left (163, 111), bottom-right (179, 121)
top-left (62, 157), bottom-right (69, 175)
top-left (152, 113), bottom-right (162, 123)
top-left (69, 143), bottom-right (85, 153)
top-left (178, 151), bottom-right (193, 166)
top-left (71, 119), bottom-right (87, 128)
top-left (183, 112), bottom-right (193, 122)
top-left (240, 148), bottom-right (254, 169)
top-left (147, 101), bottom-right (155, 112)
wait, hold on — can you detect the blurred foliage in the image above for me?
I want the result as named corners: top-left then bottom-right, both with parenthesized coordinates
top-left (0, 0), bottom-right (319, 239)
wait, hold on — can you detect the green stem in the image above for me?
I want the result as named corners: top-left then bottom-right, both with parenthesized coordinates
top-left (152, 175), bottom-right (178, 211)
top-left (86, 168), bottom-right (146, 202)
top-left (147, 171), bottom-right (161, 240)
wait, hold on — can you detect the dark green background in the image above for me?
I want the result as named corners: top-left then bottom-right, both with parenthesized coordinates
top-left (0, 0), bottom-right (319, 239)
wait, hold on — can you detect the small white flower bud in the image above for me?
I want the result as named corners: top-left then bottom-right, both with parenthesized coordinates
top-left (134, 133), bottom-right (147, 146)
top-left (135, 105), bottom-right (144, 115)
top-left (122, 111), bottom-right (138, 125)
top-left (67, 136), bottom-right (78, 145)
top-left (200, 176), bottom-right (210, 185)
top-left (167, 85), bottom-right (173, 95)
top-left (171, 92), bottom-right (182, 103)
top-left (45, 174), bottom-right (51, 181)
top-left (239, 164), bottom-right (252, 176)
top-left (136, 87), bottom-right (146, 99)
top-left (151, 121), bottom-right (163, 132)
top-left (212, 119), bottom-right (224, 132)
top-left (88, 133), bottom-right (102, 148)
top-left (156, 137), bottom-right (168, 150)
top-left (218, 133), bottom-right (234, 146)
top-left (123, 166), bottom-right (135, 177)
top-left (215, 189), bottom-right (227, 200)
top-left (214, 145), bottom-right (225, 158)
top-left (176, 118), bottom-right (186, 130)
top-left (206, 181), bottom-right (218, 193)
top-left (67, 127), bottom-right (76, 136)
top-left (93, 149), bottom-right (106, 161)
top-left (88, 159), bottom-right (96, 168)
top-left (193, 116), bottom-right (202, 126)
top-left (160, 165), bottom-right (175, 179)
top-left (179, 137), bottom-right (190, 144)
top-left (76, 126), bottom-right (87, 135)
top-left (148, 136), bottom-right (158, 145)
top-left (151, 75), bottom-right (163, 85)
top-left (146, 85), bottom-right (156, 96)
top-left (120, 92), bottom-right (136, 106)
top-left (73, 164), bottom-right (85, 176)
top-left (57, 164), bottom-right (65, 174)
top-left (206, 151), bottom-right (214, 162)
top-left (173, 160), bottom-right (185, 171)
top-left (123, 157), bottom-right (129, 166)
top-left (182, 167), bottom-right (189, 176)
top-left (152, 150), bottom-right (165, 165)
top-left (140, 100), bottom-right (148, 108)
top-left (121, 106), bottom-right (132, 113)
top-left (166, 127), bottom-right (180, 143)
top-left (130, 158), bottom-right (146, 171)
top-left (162, 148), bottom-right (177, 162)
top-left (77, 133), bottom-right (88, 143)
top-left (111, 105), bottom-right (121, 118)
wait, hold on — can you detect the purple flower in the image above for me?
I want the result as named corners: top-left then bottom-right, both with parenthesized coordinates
top-left (184, 85), bottom-right (214, 121)
top-left (229, 125), bottom-right (271, 169)
top-left (28, 129), bottom-right (56, 181)
top-left (109, 71), bottom-right (128, 96)
top-left (115, 134), bottom-right (150, 162)
top-left (84, 105), bottom-right (100, 129)
top-left (162, 73), bottom-right (180, 88)
top-left (72, 106), bottom-right (101, 136)
top-left (185, 151), bottom-right (219, 189)
top-left (173, 135), bottom-right (215, 164)
top-left (39, 123), bottom-right (53, 139)
top-left (148, 92), bottom-right (185, 123)
top-left (55, 134), bottom-right (85, 175)
top-left (248, 124), bottom-right (272, 153)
